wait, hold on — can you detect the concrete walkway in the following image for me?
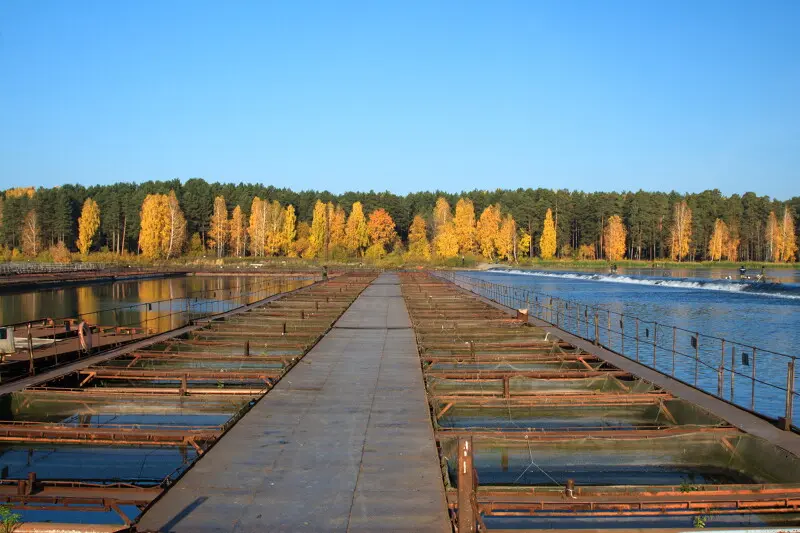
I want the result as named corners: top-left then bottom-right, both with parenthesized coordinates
top-left (137, 273), bottom-right (450, 533)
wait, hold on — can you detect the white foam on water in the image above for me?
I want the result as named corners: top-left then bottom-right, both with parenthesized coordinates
top-left (487, 269), bottom-right (800, 301)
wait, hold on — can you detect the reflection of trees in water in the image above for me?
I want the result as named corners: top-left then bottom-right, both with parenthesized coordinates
top-left (76, 286), bottom-right (99, 323)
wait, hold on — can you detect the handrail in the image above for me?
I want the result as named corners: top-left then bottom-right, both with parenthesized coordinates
top-left (433, 270), bottom-right (798, 427)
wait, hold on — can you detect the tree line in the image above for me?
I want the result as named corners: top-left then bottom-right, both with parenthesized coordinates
top-left (0, 180), bottom-right (797, 263)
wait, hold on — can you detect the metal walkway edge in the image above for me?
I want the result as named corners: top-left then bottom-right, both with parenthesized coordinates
top-left (136, 273), bottom-right (450, 532)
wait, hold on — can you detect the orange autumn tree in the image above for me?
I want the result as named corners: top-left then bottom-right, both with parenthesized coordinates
top-left (781, 207), bottom-right (798, 263)
top-left (766, 211), bottom-right (782, 262)
top-left (603, 215), bottom-right (627, 261)
top-left (366, 208), bottom-right (397, 255)
top-left (707, 219), bottom-right (730, 261)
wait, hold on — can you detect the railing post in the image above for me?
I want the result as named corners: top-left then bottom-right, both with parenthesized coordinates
top-left (594, 313), bottom-right (599, 345)
top-left (730, 346), bottom-right (736, 402)
top-left (784, 359), bottom-right (795, 431)
top-left (694, 333), bottom-right (700, 387)
top-left (751, 348), bottom-right (757, 412)
top-left (457, 437), bottom-right (476, 533)
top-left (672, 326), bottom-right (676, 377)
top-left (651, 323), bottom-right (657, 367)
top-left (620, 317), bottom-right (625, 355)
top-left (635, 318), bottom-right (639, 362)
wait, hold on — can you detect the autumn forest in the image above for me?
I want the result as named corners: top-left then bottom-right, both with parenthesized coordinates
top-left (0, 180), bottom-right (797, 264)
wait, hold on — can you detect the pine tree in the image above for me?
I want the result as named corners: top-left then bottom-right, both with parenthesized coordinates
top-left (539, 208), bottom-right (556, 259)
top-left (229, 205), bottom-right (245, 257)
top-left (76, 198), bottom-right (100, 255)
top-left (21, 210), bottom-right (40, 257)
top-left (781, 207), bottom-right (798, 263)
top-left (407, 215), bottom-right (431, 260)
top-left (367, 208), bottom-right (397, 252)
top-left (454, 198), bottom-right (476, 254)
top-left (707, 219), bottom-right (729, 261)
top-left (670, 200), bottom-right (692, 261)
top-left (604, 215), bottom-right (627, 261)
top-left (307, 200), bottom-right (328, 259)
top-left (344, 201), bottom-right (368, 256)
top-left (283, 204), bottom-right (297, 256)
top-left (476, 204), bottom-right (501, 260)
top-left (209, 196), bottom-right (228, 257)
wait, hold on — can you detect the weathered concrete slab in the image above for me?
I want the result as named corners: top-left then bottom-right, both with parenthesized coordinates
top-left (136, 273), bottom-right (449, 533)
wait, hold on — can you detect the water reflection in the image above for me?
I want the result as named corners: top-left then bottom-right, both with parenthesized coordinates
top-left (0, 275), bottom-right (284, 330)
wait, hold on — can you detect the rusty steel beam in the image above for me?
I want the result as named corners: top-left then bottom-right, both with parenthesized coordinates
top-left (78, 368), bottom-right (281, 381)
top-left (429, 392), bottom-right (671, 405)
top-left (435, 426), bottom-right (740, 441)
top-left (0, 422), bottom-right (221, 447)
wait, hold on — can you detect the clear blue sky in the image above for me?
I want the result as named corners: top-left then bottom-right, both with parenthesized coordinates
top-left (1, 0), bottom-right (798, 198)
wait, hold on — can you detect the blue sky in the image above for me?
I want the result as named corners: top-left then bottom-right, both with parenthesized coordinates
top-left (1, 0), bottom-right (798, 198)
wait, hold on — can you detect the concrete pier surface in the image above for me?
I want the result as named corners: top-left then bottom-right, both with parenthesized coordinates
top-left (136, 273), bottom-right (450, 532)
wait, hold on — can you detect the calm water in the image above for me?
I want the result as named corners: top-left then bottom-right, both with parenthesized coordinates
top-left (0, 275), bottom-right (284, 329)
top-left (458, 267), bottom-right (800, 419)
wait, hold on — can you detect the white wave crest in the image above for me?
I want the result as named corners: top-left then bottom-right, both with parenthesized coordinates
top-left (487, 269), bottom-right (800, 300)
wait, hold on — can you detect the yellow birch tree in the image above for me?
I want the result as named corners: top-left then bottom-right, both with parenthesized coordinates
top-left (476, 204), bottom-right (501, 260)
top-left (454, 198), bottom-right (476, 254)
top-left (766, 211), bottom-right (782, 262)
top-left (707, 219), bottom-right (730, 261)
top-left (781, 207), bottom-right (798, 263)
top-left (76, 198), bottom-right (101, 255)
top-left (307, 200), bottom-right (328, 259)
top-left (229, 205), bottom-right (245, 257)
top-left (209, 196), bottom-right (228, 257)
top-left (248, 197), bottom-right (265, 257)
top-left (434, 221), bottom-right (459, 259)
top-left (604, 215), bottom-right (627, 261)
top-left (139, 194), bottom-right (168, 259)
top-left (669, 200), bottom-right (692, 261)
top-left (282, 204), bottom-right (297, 256)
top-left (329, 205), bottom-right (346, 248)
top-left (265, 200), bottom-right (284, 255)
top-left (21, 210), bottom-right (40, 257)
top-left (407, 215), bottom-right (431, 260)
top-left (432, 197), bottom-right (453, 238)
top-left (344, 201), bottom-right (368, 256)
top-left (539, 208), bottom-right (556, 259)
top-left (164, 191), bottom-right (187, 258)
top-left (496, 214), bottom-right (517, 262)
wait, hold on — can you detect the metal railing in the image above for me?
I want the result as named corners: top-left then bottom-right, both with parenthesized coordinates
top-left (435, 271), bottom-right (798, 427)
top-left (0, 262), bottom-right (112, 275)
top-left (1, 274), bottom-right (320, 378)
